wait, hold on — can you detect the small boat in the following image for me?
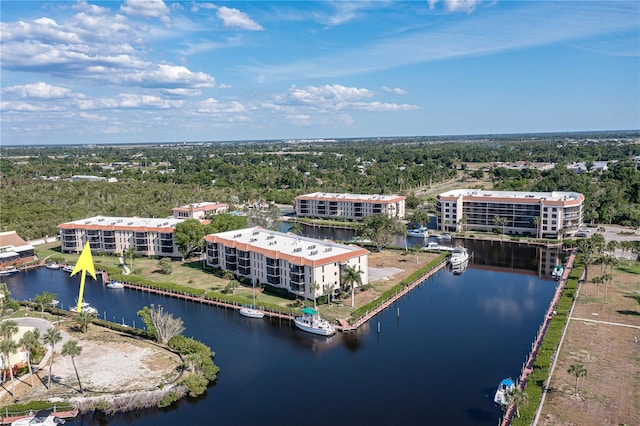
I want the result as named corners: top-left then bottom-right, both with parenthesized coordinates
top-left (106, 280), bottom-right (125, 289)
top-left (0, 266), bottom-right (20, 276)
top-left (239, 280), bottom-right (264, 318)
top-left (62, 264), bottom-right (75, 273)
top-left (45, 262), bottom-right (61, 270)
top-left (407, 226), bottom-right (429, 238)
top-left (437, 233), bottom-right (452, 241)
top-left (239, 305), bottom-right (265, 319)
top-left (11, 410), bottom-right (66, 425)
top-left (294, 307), bottom-right (335, 336)
top-left (551, 265), bottom-right (564, 280)
top-left (494, 378), bottom-right (515, 408)
top-left (69, 305), bottom-right (97, 314)
top-left (449, 247), bottom-right (470, 266)
top-left (450, 258), bottom-right (469, 275)
top-left (50, 299), bottom-right (60, 307)
top-left (424, 241), bottom-right (455, 252)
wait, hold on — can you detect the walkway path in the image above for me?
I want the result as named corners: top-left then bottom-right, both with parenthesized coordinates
top-left (570, 317), bottom-right (640, 330)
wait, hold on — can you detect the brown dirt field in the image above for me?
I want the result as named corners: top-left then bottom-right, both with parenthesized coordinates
top-left (0, 323), bottom-right (182, 407)
top-left (537, 263), bottom-right (640, 426)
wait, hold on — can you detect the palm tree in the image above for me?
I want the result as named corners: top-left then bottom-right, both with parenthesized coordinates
top-left (61, 339), bottom-right (83, 393)
top-left (0, 320), bottom-right (19, 388)
top-left (310, 281), bottom-right (320, 308)
top-left (323, 283), bottom-right (335, 305)
top-left (288, 221), bottom-right (303, 236)
top-left (342, 265), bottom-right (364, 308)
top-left (19, 329), bottom-right (41, 388)
top-left (532, 216), bottom-right (541, 239)
top-left (74, 310), bottom-right (97, 333)
top-left (568, 363), bottom-right (587, 396)
top-left (493, 216), bottom-right (508, 238)
top-left (42, 327), bottom-right (62, 388)
top-left (506, 387), bottom-right (529, 418)
top-left (0, 339), bottom-right (18, 399)
top-left (591, 276), bottom-right (602, 301)
top-left (458, 214), bottom-right (469, 233)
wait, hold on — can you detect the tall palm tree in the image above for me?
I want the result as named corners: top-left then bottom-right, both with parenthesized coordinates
top-left (591, 276), bottom-right (602, 301)
top-left (493, 216), bottom-right (508, 238)
top-left (323, 283), bottom-right (335, 305)
top-left (61, 339), bottom-right (83, 393)
top-left (568, 363), bottom-right (587, 396)
top-left (532, 216), bottom-right (541, 239)
top-left (0, 320), bottom-right (18, 391)
top-left (310, 281), bottom-right (320, 308)
top-left (19, 329), bottom-right (41, 388)
top-left (0, 338), bottom-right (18, 399)
top-left (42, 327), bottom-right (62, 388)
top-left (342, 265), bottom-right (363, 308)
top-left (506, 387), bottom-right (529, 418)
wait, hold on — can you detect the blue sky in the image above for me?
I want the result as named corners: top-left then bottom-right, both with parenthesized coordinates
top-left (1, 1), bottom-right (638, 146)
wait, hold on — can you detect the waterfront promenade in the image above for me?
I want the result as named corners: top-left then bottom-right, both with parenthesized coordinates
top-left (500, 249), bottom-right (578, 426)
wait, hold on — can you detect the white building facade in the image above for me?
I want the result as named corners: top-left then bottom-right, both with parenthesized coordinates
top-left (436, 189), bottom-right (584, 239)
top-left (295, 192), bottom-right (405, 221)
top-left (58, 216), bottom-right (185, 258)
top-left (204, 227), bottom-right (369, 300)
top-left (172, 202), bottom-right (229, 220)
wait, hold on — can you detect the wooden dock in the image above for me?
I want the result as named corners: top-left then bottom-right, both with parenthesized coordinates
top-left (1, 409), bottom-right (79, 425)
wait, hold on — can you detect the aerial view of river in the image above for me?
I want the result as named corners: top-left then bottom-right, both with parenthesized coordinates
top-left (3, 241), bottom-right (559, 425)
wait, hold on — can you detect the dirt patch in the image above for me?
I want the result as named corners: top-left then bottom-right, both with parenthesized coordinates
top-left (538, 263), bottom-right (640, 426)
top-left (0, 324), bottom-right (182, 406)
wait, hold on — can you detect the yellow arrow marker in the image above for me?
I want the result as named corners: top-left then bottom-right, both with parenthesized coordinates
top-left (70, 242), bottom-right (97, 313)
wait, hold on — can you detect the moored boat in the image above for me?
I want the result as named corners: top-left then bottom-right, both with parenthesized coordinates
top-left (239, 305), bottom-right (265, 319)
top-left (45, 262), bottom-right (61, 270)
top-left (423, 241), bottom-right (455, 252)
top-left (494, 377), bottom-right (515, 408)
top-left (294, 307), bottom-right (335, 336)
top-left (62, 264), bottom-right (74, 273)
top-left (0, 266), bottom-right (20, 276)
top-left (449, 246), bottom-right (470, 266)
top-left (11, 410), bottom-right (65, 425)
top-left (551, 265), bottom-right (564, 280)
top-left (407, 226), bottom-right (429, 238)
top-left (106, 280), bottom-right (124, 289)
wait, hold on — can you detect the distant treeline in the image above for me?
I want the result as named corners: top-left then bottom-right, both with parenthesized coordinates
top-left (1, 133), bottom-right (639, 239)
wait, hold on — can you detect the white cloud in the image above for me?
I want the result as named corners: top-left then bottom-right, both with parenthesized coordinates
top-left (2, 82), bottom-right (76, 99)
top-left (351, 101), bottom-right (419, 112)
top-left (196, 98), bottom-right (246, 113)
top-left (290, 84), bottom-right (372, 104)
top-left (429, 0), bottom-right (481, 13)
top-left (217, 7), bottom-right (263, 31)
top-left (77, 94), bottom-right (184, 110)
top-left (382, 86), bottom-right (408, 95)
top-left (120, 0), bottom-right (169, 19)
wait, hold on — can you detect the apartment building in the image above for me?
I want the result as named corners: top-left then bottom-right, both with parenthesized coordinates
top-left (172, 202), bottom-right (229, 220)
top-left (0, 231), bottom-right (36, 268)
top-left (58, 216), bottom-right (184, 258)
top-left (295, 192), bottom-right (405, 221)
top-left (204, 227), bottom-right (369, 301)
top-left (436, 189), bottom-right (584, 239)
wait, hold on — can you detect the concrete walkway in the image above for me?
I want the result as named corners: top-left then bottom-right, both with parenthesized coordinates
top-left (570, 317), bottom-right (640, 330)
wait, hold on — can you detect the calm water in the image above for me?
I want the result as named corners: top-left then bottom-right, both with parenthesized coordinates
top-left (3, 243), bottom-right (557, 426)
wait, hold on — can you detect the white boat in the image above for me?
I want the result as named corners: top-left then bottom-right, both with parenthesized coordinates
top-left (50, 299), bottom-right (60, 307)
top-left (551, 265), bottom-right (564, 280)
top-left (70, 299), bottom-right (97, 314)
top-left (451, 258), bottom-right (469, 275)
top-left (294, 307), bottom-right (335, 336)
top-left (45, 262), bottom-right (60, 270)
top-left (449, 247), bottom-right (470, 266)
top-left (106, 280), bottom-right (124, 289)
top-left (239, 306), bottom-right (265, 319)
top-left (437, 233), bottom-right (453, 241)
top-left (239, 280), bottom-right (264, 319)
top-left (494, 377), bottom-right (515, 408)
top-left (11, 411), bottom-right (65, 426)
top-left (0, 266), bottom-right (20, 276)
top-left (424, 241), bottom-right (455, 252)
top-left (62, 264), bottom-right (74, 273)
top-left (407, 226), bottom-right (429, 238)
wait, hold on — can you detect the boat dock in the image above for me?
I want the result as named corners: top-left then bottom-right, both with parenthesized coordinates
top-left (500, 248), bottom-right (577, 426)
top-left (0, 409), bottom-right (78, 425)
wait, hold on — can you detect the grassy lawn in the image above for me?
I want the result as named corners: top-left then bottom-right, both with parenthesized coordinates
top-left (35, 243), bottom-right (440, 321)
